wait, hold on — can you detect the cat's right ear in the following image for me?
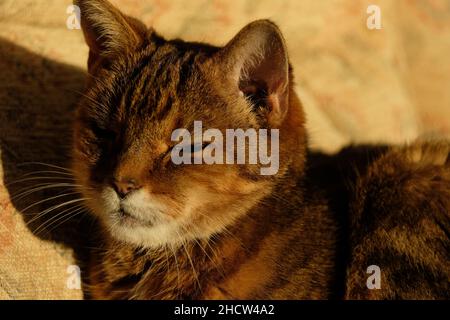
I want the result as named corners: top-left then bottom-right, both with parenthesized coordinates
top-left (74, 0), bottom-right (148, 73)
top-left (214, 20), bottom-right (290, 127)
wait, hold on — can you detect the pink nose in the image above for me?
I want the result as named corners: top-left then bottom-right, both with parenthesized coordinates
top-left (113, 178), bottom-right (141, 198)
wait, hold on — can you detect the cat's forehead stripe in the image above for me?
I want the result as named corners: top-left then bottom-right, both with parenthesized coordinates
top-left (118, 44), bottom-right (198, 124)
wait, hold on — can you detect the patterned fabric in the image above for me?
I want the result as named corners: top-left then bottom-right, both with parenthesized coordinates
top-left (0, 0), bottom-right (449, 299)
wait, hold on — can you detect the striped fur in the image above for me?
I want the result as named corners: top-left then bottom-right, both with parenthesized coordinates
top-left (73, 0), bottom-right (449, 299)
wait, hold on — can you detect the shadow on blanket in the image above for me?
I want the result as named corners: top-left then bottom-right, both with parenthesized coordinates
top-left (0, 38), bottom-right (94, 298)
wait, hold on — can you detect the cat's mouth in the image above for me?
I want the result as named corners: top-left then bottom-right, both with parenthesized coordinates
top-left (116, 208), bottom-right (155, 227)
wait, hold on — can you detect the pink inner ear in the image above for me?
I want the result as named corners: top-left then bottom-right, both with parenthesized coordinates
top-left (216, 20), bottom-right (290, 124)
top-left (242, 45), bottom-right (287, 93)
top-left (267, 93), bottom-right (288, 125)
top-left (238, 44), bottom-right (289, 124)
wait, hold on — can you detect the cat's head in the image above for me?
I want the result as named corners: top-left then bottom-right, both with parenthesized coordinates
top-left (72, 0), bottom-right (306, 248)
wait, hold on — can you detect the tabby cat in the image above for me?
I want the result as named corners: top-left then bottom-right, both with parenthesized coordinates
top-left (72, 0), bottom-right (450, 299)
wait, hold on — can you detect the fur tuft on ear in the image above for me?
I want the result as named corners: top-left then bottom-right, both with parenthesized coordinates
top-left (216, 20), bottom-right (290, 126)
top-left (74, 0), bottom-right (148, 72)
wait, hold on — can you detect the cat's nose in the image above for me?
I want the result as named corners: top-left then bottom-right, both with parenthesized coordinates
top-left (113, 178), bottom-right (141, 198)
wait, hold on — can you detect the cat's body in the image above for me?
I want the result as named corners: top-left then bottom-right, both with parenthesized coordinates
top-left (73, 0), bottom-right (450, 299)
top-left (86, 153), bottom-right (338, 300)
top-left (85, 142), bottom-right (450, 300)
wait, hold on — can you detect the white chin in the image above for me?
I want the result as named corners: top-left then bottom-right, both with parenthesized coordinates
top-left (107, 218), bottom-right (184, 249)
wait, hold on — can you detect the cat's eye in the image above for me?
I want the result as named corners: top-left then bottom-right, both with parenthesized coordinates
top-left (190, 142), bottom-right (210, 154)
top-left (171, 142), bottom-right (210, 156)
top-left (90, 122), bottom-right (116, 141)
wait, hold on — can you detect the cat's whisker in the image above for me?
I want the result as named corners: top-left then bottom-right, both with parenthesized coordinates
top-left (85, 72), bottom-right (103, 83)
top-left (10, 183), bottom-right (81, 201)
top-left (37, 207), bottom-right (88, 236)
top-left (270, 193), bottom-right (302, 210)
top-left (6, 176), bottom-right (76, 187)
top-left (33, 204), bottom-right (86, 236)
top-left (193, 238), bottom-right (215, 265)
top-left (204, 237), bottom-right (225, 272)
top-left (190, 236), bottom-right (226, 279)
top-left (17, 162), bottom-right (73, 173)
top-left (194, 211), bottom-right (250, 253)
top-left (16, 170), bottom-right (74, 178)
top-left (84, 245), bottom-right (109, 253)
top-left (19, 191), bottom-right (82, 213)
top-left (162, 246), bottom-right (171, 273)
top-left (180, 237), bottom-right (202, 294)
top-left (168, 244), bottom-right (181, 298)
top-left (179, 224), bottom-right (216, 265)
top-left (26, 198), bottom-right (89, 225)
top-left (73, 89), bottom-right (110, 111)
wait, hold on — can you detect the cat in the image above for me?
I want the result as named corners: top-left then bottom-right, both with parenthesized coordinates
top-left (72, 0), bottom-right (450, 299)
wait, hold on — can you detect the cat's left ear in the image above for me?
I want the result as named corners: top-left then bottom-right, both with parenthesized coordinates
top-left (215, 20), bottom-right (290, 126)
top-left (75, 0), bottom-right (148, 73)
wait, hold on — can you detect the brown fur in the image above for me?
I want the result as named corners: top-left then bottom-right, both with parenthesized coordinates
top-left (72, 0), bottom-right (449, 299)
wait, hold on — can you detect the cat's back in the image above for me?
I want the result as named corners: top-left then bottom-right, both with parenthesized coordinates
top-left (345, 141), bottom-right (450, 299)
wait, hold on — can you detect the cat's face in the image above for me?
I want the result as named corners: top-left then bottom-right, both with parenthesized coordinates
top-left (72, 0), bottom-right (305, 248)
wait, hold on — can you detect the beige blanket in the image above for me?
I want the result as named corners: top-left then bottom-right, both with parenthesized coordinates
top-left (1, 0), bottom-right (449, 299)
